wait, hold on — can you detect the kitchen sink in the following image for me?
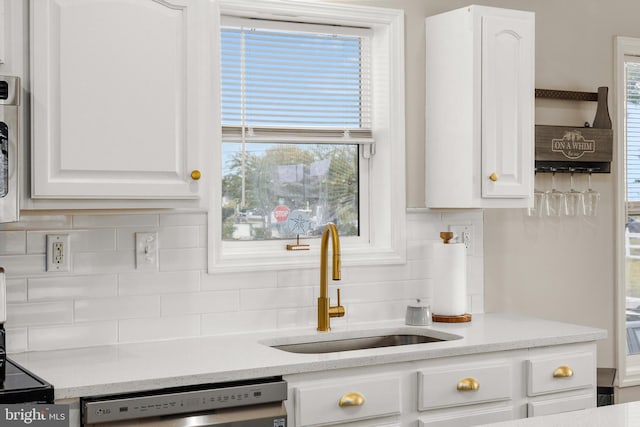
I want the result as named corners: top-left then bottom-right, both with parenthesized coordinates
top-left (264, 328), bottom-right (462, 354)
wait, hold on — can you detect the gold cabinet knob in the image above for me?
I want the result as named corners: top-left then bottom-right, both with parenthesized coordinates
top-left (191, 170), bottom-right (202, 180)
top-left (338, 392), bottom-right (366, 407)
top-left (456, 377), bottom-right (480, 392)
top-left (553, 366), bottom-right (574, 378)
top-left (489, 172), bottom-right (499, 182)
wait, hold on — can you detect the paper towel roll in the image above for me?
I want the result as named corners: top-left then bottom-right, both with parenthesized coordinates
top-left (432, 242), bottom-right (467, 316)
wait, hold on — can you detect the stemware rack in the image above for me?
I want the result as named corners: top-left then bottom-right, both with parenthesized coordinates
top-left (534, 87), bottom-right (613, 174)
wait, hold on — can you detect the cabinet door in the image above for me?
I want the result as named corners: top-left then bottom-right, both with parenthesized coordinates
top-left (481, 14), bottom-right (534, 199)
top-left (30, 0), bottom-right (209, 200)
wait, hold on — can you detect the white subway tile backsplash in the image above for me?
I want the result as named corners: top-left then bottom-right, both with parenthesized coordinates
top-left (119, 315), bottom-right (200, 343)
top-left (3, 210), bottom-right (483, 352)
top-left (6, 328), bottom-right (28, 353)
top-left (29, 321), bottom-right (118, 351)
top-left (160, 213), bottom-right (207, 227)
top-left (202, 310), bottom-right (278, 335)
top-left (159, 248), bottom-right (207, 271)
top-left (241, 287), bottom-right (314, 311)
top-left (276, 268), bottom-right (318, 287)
top-left (73, 214), bottom-right (158, 229)
top-left (0, 254), bottom-right (46, 277)
top-left (27, 229), bottom-right (117, 254)
top-left (119, 271), bottom-right (200, 295)
top-left (6, 301), bottom-right (73, 327)
top-left (158, 227), bottom-right (200, 249)
top-left (0, 231), bottom-right (26, 255)
top-left (346, 300), bottom-right (407, 323)
top-left (340, 264), bottom-right (411, 284)
top-left (0, 214), bottom-right (72, 231)
top-left (338, 280), bottom-right (429, 303)
top-left (277, 307), bottom-right (315, 328)
top-left (75, 295), bottom-right (160, 322)
top-left (7, 279), bottom-right (27, 302)
top-left (197, 225), bottom-right (207, 247)
top-left (29, 275), bottom-right (117, 300)
top-left (73, 251), bottom-right (136, 274)
top-left (202, 271), bottom-right (277, 291)
top-left (161, 290), bottom-right (239, 316)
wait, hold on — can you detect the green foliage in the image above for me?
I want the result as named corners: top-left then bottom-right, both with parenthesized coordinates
top-left (221, 143), bottom-right (359, 240)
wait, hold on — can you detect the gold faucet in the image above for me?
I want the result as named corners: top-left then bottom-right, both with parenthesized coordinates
top-left (317, 223), bottom-right (345, 332)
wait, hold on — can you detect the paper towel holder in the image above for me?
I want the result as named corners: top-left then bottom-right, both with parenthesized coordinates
top-left (433, 313), bottom-right (472, 323)
top-left (433, 232), bottom-right (472, 323)
top-left (440, 232), bottom-right (454, 244)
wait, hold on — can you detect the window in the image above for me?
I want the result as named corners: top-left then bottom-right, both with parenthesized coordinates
top-left (616, 37), bottom-right (640, 386)
top-left (208, 0), bottom-right (406, 272)
top-left (220, 18), bottom-right (370, 242)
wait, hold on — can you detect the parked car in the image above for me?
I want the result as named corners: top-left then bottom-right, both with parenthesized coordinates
top-left (628, 320), bottom-right (640, 354)
top-left (626, 296), bottom-right (640, 311)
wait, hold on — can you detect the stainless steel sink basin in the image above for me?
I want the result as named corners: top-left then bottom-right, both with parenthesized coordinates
top-left (264, 328), bottom-right (462, 354)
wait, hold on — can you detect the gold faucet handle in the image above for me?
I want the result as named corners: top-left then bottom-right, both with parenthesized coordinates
top-left (329, 288), bottom-right (346, 318)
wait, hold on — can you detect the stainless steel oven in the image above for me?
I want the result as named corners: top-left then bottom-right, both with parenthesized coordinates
top-left (0, 75), bottom-right (19, 223)
top-left (81, 377), bottom-right (287, 427)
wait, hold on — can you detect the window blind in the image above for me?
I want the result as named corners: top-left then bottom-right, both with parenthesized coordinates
top-left (220, 16), bottom-right (373, 144)
top-left (627, 59), bottom-right (640, 210)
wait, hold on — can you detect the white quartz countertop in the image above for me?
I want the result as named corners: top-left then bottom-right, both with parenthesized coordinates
top-left (10, 313), bottom-right (606, 400)
top-left (479, 402), bottom-right (640, 427)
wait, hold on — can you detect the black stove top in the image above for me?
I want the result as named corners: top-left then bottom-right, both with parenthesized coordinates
top-left (0, 359), bottom-right (54, 404)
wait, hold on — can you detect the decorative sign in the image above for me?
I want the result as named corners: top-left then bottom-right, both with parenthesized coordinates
top-left (285, 210), bottom-right (312, 235)
top-left (551, 130), bottom-right (595, 160)
top-left (534, 125), bottom-right (612, 167)
top-left (273, 205), bottom-right (290, 223)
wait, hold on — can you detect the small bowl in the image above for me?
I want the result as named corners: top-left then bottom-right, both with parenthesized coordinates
top-left (405, 303), bottom-right (432, 326)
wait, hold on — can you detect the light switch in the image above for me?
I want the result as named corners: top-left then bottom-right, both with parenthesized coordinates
top-left (135, 232), bottom-right (158, 271)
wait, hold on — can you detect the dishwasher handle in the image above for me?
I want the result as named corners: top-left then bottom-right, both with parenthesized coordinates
top-left (83, 402), bottom-right (286, 427)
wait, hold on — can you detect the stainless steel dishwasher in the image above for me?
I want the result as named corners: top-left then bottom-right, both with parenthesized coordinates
top-left (81, 377), bottom-right (287, 427)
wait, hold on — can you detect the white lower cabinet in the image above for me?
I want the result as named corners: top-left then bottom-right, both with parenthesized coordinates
top-left (284, 342), bottom-right (597, 427)
top-left (525, 344), bottom-right (597, 418)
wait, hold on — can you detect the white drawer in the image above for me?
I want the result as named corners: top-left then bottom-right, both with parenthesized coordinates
top-left (294, 376), bottom-right (400, 427)
top-left (527, 393), bottom-right (595, 417)
top-left (418, 363), bottom-right (512, 411)
top-left (526, 352), bottom-right (594, 396)
top-left (419, 406), bottom-right (514, 426)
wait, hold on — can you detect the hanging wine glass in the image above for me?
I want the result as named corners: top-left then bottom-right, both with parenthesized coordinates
top-left (583, 169), bottom-right (600, 216)
top-left (546, 168), bottom-right (564, 217)
top-left (564, 168), bottom-right (583, 217)
top-left (527, 171), bottom-right (546, 218)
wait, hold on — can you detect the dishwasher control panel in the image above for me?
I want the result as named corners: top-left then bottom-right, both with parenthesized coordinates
top-left (82, 378), bottom-right (287, 424)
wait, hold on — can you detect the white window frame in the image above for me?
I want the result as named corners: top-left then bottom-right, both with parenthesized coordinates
top-left (616, 36), bottom-right (640, 387)
top-left (207, 0), bottom-right (406, 273)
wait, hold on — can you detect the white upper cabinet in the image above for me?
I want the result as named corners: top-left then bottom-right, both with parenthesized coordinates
top-left (425, 6), bottom-right (534, 208)
top-left (29, 0), bottom-right (212, 206)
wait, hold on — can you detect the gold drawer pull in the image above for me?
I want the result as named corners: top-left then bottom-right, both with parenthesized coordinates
top-left (489, 172), bottom-right (499, 182)
top-left (456, 377), bottom-right (480, 392)
top-left (553, 366), bottom-right (574, 378)
top-left (338, 392), bottom-right (365, 407)
top-left (191, 170), bottom-right (202, 180)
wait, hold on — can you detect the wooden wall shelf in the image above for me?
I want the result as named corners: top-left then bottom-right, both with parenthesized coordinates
top-left (534, 87), bottom-right (612, 173)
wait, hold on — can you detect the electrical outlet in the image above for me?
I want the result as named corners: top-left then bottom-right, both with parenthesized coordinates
top-left (136, 232), bottom-right (158, 271)
top-left (448, 225), bottom-right (474, 256)
top-left (46, 234), bottom-right (71, 272)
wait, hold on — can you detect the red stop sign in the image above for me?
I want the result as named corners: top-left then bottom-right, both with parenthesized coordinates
top-left (273, 205), bottom-right (290, 223)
